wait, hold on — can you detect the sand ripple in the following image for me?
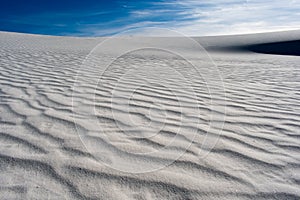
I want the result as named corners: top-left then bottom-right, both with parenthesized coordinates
top-left (0, 31), bottom-right (300, 199)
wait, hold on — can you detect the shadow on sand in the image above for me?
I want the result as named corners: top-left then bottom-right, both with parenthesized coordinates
top-left (245, 40), bottom-right (300, 56)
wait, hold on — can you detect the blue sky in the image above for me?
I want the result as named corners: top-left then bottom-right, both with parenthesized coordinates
top-left (0, 0), bottom-right (299, 36)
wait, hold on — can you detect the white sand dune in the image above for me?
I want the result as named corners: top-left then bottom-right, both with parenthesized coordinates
top-left (0, 30), bottom-right (300, 199)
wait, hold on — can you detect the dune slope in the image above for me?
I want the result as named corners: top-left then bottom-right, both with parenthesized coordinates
top-left (0, 31), bottom-right (300, 199)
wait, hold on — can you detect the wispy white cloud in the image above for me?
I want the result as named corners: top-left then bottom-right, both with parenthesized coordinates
top-left (103, 0), bottom-right (300, 36)
top-left (79, 21), bottom-right (168, 36)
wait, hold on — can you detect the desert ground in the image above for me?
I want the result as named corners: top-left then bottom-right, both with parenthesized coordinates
top-left (0, 30), bottom-right (299, 199)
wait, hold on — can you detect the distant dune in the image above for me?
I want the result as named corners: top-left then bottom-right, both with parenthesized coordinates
top-left (0, 30), bottom-right (299, 199)
top-left (200, 30), bottom-right (300, 56)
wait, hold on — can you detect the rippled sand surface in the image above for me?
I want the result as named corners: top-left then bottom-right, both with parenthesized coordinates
top-left (0, 31), bottom-right (299, 199)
